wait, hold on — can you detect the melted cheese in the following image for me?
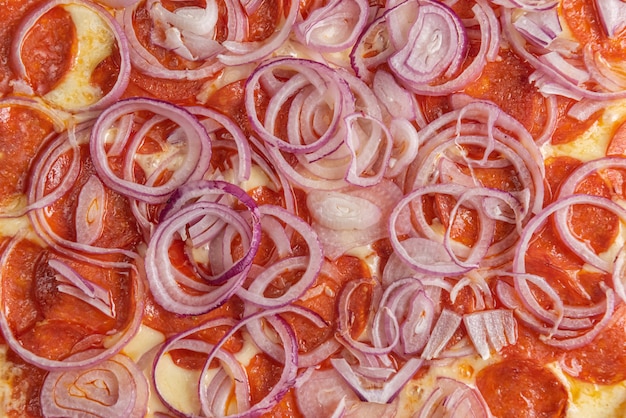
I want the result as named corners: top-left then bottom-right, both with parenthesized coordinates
top-left (547, 363), bottom-right (626, 417)
top-left (395, 355), bottom-right (498, 418)
top-left (0, 346), bottom-right (18, 416)
top-left (154, 353), bottom-right (203, 415)
top-left (541, 100), bottom-right (626, 162)
top-left (43, 4), bottom-right (115, 111)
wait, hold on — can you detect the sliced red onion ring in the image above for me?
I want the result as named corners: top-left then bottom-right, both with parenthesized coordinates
top-left (0, 234), bottom-right (144, 371)
top-left (145, 198), bottom-right (259, 314)
top-left (542, 286), bottom-right (615, 350)
top-left (188, 105), bottom-right (252, 183)
top-left (502, 8), bottom-right (626, 100)
top-left (50, 258), bottom-right (116, 319)
top-left (389, 184), bottom-right (521, 275)
top-left (421, 309), bottom-right (462, 360)
top-left (245, 57), bottom-right (353, 156)
top-left (294, 0), bottom-right (369, 53)
top-left (613, 246), bottom-right (626, 303)
top-left (147, 0), bottom-right (221, 61)
top-left (344, 112), bottom-right (393, 187)
top-left (463, 309), bottom-right (517, 359)
top-left (75, 175), bottom-right (106, 246)
top-left (218, 0), bottom-right (299, 66)
top-left (511, 7), bottom-right (562, 49)
top-left (594, 0), bottom-right (626, 38)
top-left (417, 377), bottom-right (490, 418)
top-left (90, 97), bottom-right (212, 204)
top-left (372, 278), bottom-right (435, 356)
top-left (514, 194), bottom-right (626, 275)
top-left (236, 204), bottom-right (323, 308)
top-left (385, 118), bottom-right (420, 178)
top-left (491, 0), bottom-right (557, 10)
top-left (307, 190), bottom-right (382, 231)
top-left (119, 1), bottom-right (224, 80)
top-left (388, 0), bottom-right (498, 95)
top-left (372, 69), bottom-right (421, 124)
top-left (27, 126), bottom-right (138, 265)
top-left (11, 0), bottom-right (130, 111)
top-left (336, 279), bottom-right (394, 356)
top-left (41, 350), bottom-right (149, 418)
top-left (331, 357), bottom-right (422, 404)
top-left (350, 10), bottom-right (395, 83)
top-left (387, 0), bottom-right (466, 93)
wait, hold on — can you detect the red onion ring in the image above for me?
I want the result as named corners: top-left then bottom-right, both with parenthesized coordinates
top-left (41, 350), bottom-right (149, 417)
top-left (294, 0), bottom-right (369, 53)
top-left (0, 234), bottom-right (144, 371)
top-left (145, 180), bottom-right (261, 314)
top-left (119, 1), bottom-right (224, 80)
top-left (90, 97), bottom-right (212, 204)
top-left (463, 309), bottom-right (517, 359)
top-left (417, 377), bottom-right (490, 418)
top-left (218, 0), bottom-right (299, 66)
top-left (27, 126), bottom-right (139, 265)
top-left (330, 357), bottom-right (423, 403)
top-left (236, 204), bottom-right (323, 308)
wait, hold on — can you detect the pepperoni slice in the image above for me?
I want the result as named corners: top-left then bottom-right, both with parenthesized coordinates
top-left (561, 304), bottom-right (626, 384)
top-left (463, 48), bottom-right (547, 138)
top-left (0, 105), bottom-right (55, 204)
top-left (607, 120), bottom-right (626, 156)
top-left (476, 358), bottom-right (568, 418)
top-left (544, 156), bottom-right (582, 202)
top-left (19, 6), bottom-right (75, 94)
top-left (283, 256), bottom-right (371, 355)
top-left (551, 98), bottom-right (603, 145)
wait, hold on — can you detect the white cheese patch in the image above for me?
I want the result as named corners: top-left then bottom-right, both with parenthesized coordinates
top-left (548, 362), bottom-right (626, 418)
top-left (541, 100), bottom-right (626, 162)
top-left (133, 146), bottom-right (186, 180)
top-left (154, 353), bottom-right (203, 415)
top-left (121, 325), bottom-right (166, 363)
top-left (240, 165), bottom-right (276, 192)
top-left (43, 4), bottom-right (115, 111)
top-left (345, 244), bottom-right (382, 278)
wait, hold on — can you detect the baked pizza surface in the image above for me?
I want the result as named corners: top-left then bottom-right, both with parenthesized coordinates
top-left (0, 0), bottom-right (626, 416)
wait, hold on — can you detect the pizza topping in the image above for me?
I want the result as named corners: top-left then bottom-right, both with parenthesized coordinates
top-left (11, 0), bottom-right (130, 111)
top-left (0, 236), bottom-right (144, 371)
top-left (595, 0), bottom-right (626, 38)
top-left (145, 180), bottom-right (262, 315)
top-left (3, 0), bottom-right (626, 416)
top-left (476, 358), bottom-right (568, 418)
top-left (294, 0), bottom-right (369, 53)
top-left (152, 309), bottom-right (305, 416)
top-left (417, 377), bottom-right (489, 418)
top-left (90, 97), bottom-right (212, 204)
top-left (40, 351), bottom-right (149, 417)
top-left (502, 1), bottom-right (626, 100)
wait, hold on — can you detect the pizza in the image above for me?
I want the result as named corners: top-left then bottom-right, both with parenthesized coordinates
top-left (1, 0), bottom-right (626, 416)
